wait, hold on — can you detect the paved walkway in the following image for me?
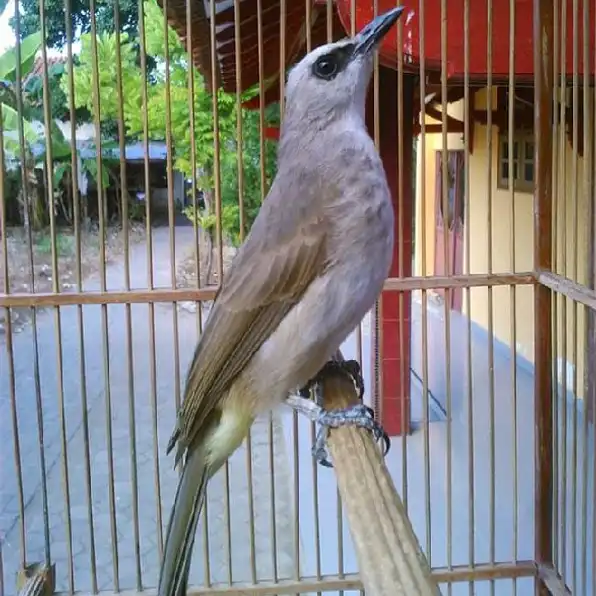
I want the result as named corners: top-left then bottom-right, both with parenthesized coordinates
top-left (3, 230), bottom-right (593, 596)
top-left (282, 293), bottom-right (594, 596)
top-left (0, 226), bottom-right (298, 594)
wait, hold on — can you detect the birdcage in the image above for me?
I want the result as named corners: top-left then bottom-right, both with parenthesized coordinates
top-left (0, 0), bottom-right (593, 595)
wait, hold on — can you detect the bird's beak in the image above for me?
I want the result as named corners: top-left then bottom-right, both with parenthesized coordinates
top-left (353, 6), bottom-right (405, 56)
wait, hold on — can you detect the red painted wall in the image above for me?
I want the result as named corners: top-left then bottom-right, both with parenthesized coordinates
top-left (366, 68), bottom-right (414, 437)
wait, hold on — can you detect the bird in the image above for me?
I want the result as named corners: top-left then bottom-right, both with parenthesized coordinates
top-left (157, 7), bottom-right (405, 596)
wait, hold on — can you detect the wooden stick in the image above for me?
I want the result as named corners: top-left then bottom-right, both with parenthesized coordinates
top-left (318, 365), bottom-right (439, 596)
top-left (16, 563), bottom-right (55, 596)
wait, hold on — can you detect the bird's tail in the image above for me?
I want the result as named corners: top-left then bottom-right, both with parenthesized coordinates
top-left (158, 442), bottom-right (209, 596)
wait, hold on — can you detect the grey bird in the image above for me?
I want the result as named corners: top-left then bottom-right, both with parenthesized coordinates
top-left (158, 7), bottom-right (404, 596)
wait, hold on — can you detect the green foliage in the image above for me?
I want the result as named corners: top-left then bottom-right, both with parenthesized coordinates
top-left (35, 232), bottom-right (74, 256)
top-left (61, 31), bottom-right (142, 123)
top-left (13, 0), bottom-right (138, 50)
top-left (0, 23), bottom-right (111, 228)
top-left (23, 61), bottom-right (71, 121)
top-left (0, 31), bottom-right (42, 82)
top-left (1, 103), bottom-right (37, 145)
top-left (52, 156), bottom-right (112, 191)
top-left (0, 30), bottom-right (73, 162)
top-left (67, 0), bottom-right (279, 243)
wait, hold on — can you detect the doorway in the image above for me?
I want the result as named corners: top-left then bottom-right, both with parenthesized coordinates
top-left (433, 150), bottom-right (466, 311)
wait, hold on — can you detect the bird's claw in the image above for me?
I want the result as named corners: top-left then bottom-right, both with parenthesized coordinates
top-left (312, 402), bottom-right (391, 467)
top-left (289, 358), bottom-right (390, 468)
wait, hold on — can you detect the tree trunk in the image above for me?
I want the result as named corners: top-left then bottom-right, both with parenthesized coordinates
top-left (28, 167), bottom-right (45, 230)
top-left (203, 230), bottom-right (213, 286)
top-left (81, 193), bottom-right (88, 228)
top-left (201, 189), bottom-right (215, 285)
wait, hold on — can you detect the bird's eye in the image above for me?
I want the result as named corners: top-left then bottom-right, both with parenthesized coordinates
top-left (313, 55), bottom-right (339, 80)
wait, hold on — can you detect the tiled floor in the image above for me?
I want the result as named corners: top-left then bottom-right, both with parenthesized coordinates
top-left (1, 233), bottom-right (593, 596)
top-left (0, 228), bottom-right (299, 594)
top-left (279, 293), bottom-right (595, 596)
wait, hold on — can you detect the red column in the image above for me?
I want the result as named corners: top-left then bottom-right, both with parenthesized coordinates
top-left (366, 67), bottom-right (413, 437)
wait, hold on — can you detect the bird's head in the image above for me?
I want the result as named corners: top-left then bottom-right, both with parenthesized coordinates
top-left (283, 7), bottom-right (404, 128)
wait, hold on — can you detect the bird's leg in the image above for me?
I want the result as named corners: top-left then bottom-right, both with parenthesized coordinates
top-left (287, 359), bottom-right (390, 467)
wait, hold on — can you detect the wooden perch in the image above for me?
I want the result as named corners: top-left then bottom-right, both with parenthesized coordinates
top-left (16, 563), bottom-right (55, 596)
top-left (318, 364), bottom-right (439, 596)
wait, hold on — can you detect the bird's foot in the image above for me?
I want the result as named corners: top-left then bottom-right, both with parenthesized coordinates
top-left (311, 402), bottom-right (391, 467)
top-left (286, 359), bottom-right (390, 468)
top-left (297, 359), bottom-right (364, 400)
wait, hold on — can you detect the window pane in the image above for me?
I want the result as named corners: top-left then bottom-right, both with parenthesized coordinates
top-left (513, 141), bottom-right (519, 159)
top-left (513, 162), bottom-right (519, 179)
top-left (525, 162), bottom-right (534, 182)
top-left (502, 140), bottom-right (509, 159)
top-left (525, 141), bottom-right (534, 160)
top-left (501, 162), bottom-right (509, 180)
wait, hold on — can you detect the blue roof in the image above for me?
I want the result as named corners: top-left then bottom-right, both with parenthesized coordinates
top-left (19, 138), bottom-right (168, 161)
top-left (78, 140), bottom-right (168, 161)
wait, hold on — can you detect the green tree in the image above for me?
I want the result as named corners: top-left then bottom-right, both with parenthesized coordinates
top-left (0, 31), bottom-right (73, 229)
top-left (13, 0), bottom-right (138, 50)
top-left (63, 0), bottom-right (278, 274)
top-left (63, 31), bottom-right (143, 123)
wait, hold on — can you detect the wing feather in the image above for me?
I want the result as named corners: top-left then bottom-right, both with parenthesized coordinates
top-left (171, 178), bottom-right (330, 459)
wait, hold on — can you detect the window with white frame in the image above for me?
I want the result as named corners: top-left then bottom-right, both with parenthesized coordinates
top-left (497, 133), bottom-right (535, 192)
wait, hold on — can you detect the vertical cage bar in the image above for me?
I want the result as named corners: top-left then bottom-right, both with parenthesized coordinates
top-left (507, 2), bottom-right (518, 593)
top-left (462, 0), bottom-right (475, 593)
top-left (485, 3), bottom-right (496, 593)
top-left (38, 0), bottom-right (75, 588)
top-left (417, 0), bottom-right (432, 565)
top-left (210, 0), bottom-right (224, 284)
top-left (305, 5), bottom-right (322, 588)
top-left (394, 0), bottom-right (407, 515)
top-left (88, 1), bottom-right (120, 587)
top-left (11, 1), bottom-right (46, 573)
top-left (354, 0), bottom-right (364, 383)
top-left (113, 0), bottom-right (142, 587)
top-left (579, 2), bottom-right (593, 594)
top-left (137, 0), bottom-right (164, 561)
top-left (184, 0), bottom-right (203, 336)
top-left (439, 2), bottom-right (453, 591)
top-left (251, 0), bottom-right (278, 583)
top-left (533, 0), bottom-right (555, 593)
top-left (235, 0), bottom-right (246, 243)
top-left (64, 0), bottom-right (98, 588)
top-left (232, 0), bottom-right (258, 585)
top-left (591, 6), bottom-right (596, 594)
top-left (337, 5), bottom-right (348, 592)
top-left (0, 104), bottom-right (27, 574)
top-left (550, 0), bottom-right (560, 574)
top-left (371, 0), bottom-right (382, 426)
top-left (558, 0), bottom-right (569, 574)
top-left (162, 0), bottom-right (182, 417)
top-left (570, 0), bottom-right (580, 591)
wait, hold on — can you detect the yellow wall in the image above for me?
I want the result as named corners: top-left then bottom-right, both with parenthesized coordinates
top-left (414, 87), bottom-right (593, 398)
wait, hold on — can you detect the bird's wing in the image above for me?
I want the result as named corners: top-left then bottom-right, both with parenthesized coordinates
top-left (171, 176), bottom-right (330, 459)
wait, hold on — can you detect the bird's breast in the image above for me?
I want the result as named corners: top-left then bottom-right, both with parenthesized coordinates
top-left (330, 182), bottom-right (394, 271)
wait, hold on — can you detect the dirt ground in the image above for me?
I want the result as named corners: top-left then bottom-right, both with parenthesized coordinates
top-left (175, 238), bottom-right (237, 289)
top-left (0, 223), bottom-right (145, 332)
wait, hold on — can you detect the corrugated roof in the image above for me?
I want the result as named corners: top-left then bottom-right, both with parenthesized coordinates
top-left (9, 139), bottom-right (168, 162)
top-left (157, 0), bottom-right (343, 101)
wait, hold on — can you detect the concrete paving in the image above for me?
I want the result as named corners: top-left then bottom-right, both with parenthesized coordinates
top-left (0, 226), bottom-right (299, 594)
top-left (1, 227), bottom-right (594, 596)
top-left (282, 293), bottom-right (595, 596)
